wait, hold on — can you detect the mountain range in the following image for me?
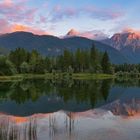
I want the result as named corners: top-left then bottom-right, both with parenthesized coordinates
top-left (0, 30), bottom-right (140, 64)
top-left (103, 32), bottom-right (140, 63)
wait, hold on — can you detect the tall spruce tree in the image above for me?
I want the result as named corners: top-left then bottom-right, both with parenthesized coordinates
top-left (90, 43), bottom-right (100, 73)
top-left (101, 51), bottom-right (111, 74)
top-left (75, 48), bottom-right (81, 72)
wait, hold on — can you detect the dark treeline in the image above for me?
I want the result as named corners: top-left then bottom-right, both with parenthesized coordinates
top-left (115, 63), bottom-right (140, 78)
top-left (0, 43), bottom-right (113, 76)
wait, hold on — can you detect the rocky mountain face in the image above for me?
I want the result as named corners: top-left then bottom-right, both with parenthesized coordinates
top-left (103, 32), bottom-right (140, 51)
top-left (103, 32), bottom-right (140, 63)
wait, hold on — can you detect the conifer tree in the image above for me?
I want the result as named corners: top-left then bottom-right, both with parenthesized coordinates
top-left (90, 43), bottom-right (100, 73)
top-left (101, 51), bottom-right (111, 74)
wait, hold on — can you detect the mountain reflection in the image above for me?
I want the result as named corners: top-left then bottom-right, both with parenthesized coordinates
top-left (0, 115), bottom-right (37, 140)
top-left (0, 110), bottom-right (115, 140)
top-left (0, 109), bottom-right (140, 140)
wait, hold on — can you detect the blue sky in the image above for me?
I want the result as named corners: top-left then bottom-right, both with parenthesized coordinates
top-left (0, 0), bottom-right (139, 38)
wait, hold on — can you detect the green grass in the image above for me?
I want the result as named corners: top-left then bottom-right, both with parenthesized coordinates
top-left (0, 75), bottom-right (23, 82)
top-left (72, 73), bottom-right (114, 79)
top-left (0, 73), bottom-right (115, 82)
top-left (0, 74), bottom-right (48, 82)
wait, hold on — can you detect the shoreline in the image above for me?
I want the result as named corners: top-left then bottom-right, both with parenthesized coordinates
top-left (0, 73), bottom-right (114, 82)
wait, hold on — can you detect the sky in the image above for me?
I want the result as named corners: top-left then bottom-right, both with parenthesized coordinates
top-left (0, 0), bottom-right (140, 38)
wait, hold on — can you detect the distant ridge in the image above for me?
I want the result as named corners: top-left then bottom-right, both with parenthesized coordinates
top-left (0, 31), bottom-right (128, 64)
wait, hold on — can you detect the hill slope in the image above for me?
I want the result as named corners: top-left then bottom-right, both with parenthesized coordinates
top-left (0, 31), bottom-right (128, 64)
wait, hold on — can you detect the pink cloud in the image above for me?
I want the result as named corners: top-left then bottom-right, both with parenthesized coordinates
top-left (0, 0), bottom-right (37, 23)
top-left (39, 15), bottom-right (47, 23)
top-left (51, 5), bottom-right (124, 22)
top-left (0, 19), bottom-right (11, 33)
top-left (3, 0), bottom-right (13, 6)
top-left (51, 5), bottom-right (78, 22)
top-left (82, 6), bottom-right (124, 20)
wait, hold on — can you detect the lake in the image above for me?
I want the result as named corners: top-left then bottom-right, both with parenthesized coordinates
top-left (0, 78), bottom-right (140, 140)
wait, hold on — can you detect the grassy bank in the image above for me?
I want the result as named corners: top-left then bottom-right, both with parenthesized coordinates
top-left (0, 73), bottom-right (115, 82)
top-left (72, 73), bottom-right (114, 79)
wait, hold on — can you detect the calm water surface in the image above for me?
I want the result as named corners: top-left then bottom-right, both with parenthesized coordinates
top-left (0, 79), bottom-right (140, 140)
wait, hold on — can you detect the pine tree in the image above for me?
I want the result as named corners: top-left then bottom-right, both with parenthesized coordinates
top-left (29, 50), bottom-right (41, 73)
top-left (63, 49), bottom-right (72, 71)
top-left (45, 56), bottom-right (51, 72)
top-left (101, 51), bottom-right (112, 74)
top-left (75, 48), bottom-right (81, 72)
top-left (90, 43), bottom-right (100, 73)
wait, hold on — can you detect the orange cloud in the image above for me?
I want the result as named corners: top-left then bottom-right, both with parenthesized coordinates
top-left (122, 27), bottom-right (140, 36)
top-left (11, 24), bottom-right (49, 35)
top-left (12, 24), bottom-right (28, 31)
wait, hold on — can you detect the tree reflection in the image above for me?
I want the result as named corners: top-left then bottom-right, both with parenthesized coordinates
top-left (0, 79), bottom-right (113, 113)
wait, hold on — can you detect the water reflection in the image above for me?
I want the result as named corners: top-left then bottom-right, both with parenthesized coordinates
top-left (0, 79), bottom-right (140, 139)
